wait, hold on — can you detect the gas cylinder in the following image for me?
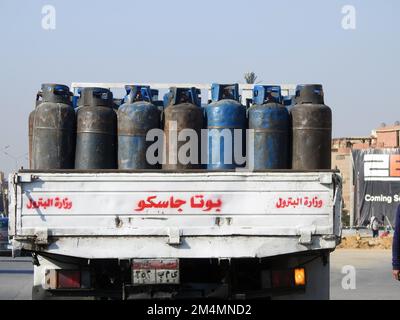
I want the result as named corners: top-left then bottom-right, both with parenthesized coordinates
top-left (163, 87), bottom-right (203, 170)
top-left (32, 84), bottom-right (76, 169)
top-left (205, 84), bottom-right (246, 170)
top-left (75, 87), bottom-right (117, 169)
top-left (291, 84), bottom-right (332, 170)
top-left (248, 85), bottom-right (290, 169)
top-left (117, 85), bottom-right (161, 169)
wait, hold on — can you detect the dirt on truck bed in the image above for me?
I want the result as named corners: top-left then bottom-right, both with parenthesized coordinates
top-left (338, 233), bottom-right (393, 250)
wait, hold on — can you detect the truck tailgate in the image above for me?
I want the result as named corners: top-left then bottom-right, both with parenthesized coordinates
top-left (9, 171), bottom-right (341, 259)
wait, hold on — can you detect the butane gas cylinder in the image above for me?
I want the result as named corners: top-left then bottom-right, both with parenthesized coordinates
top-left (291, 84), bottom-right (332, 170)
top-left (205, 84), bottom-right (246, 170)
top-left (117, 85), bottom-right (161, 169)
top-left (249, 85), bottom-right (290, 169)
top-left (163, 87), bottom-right (203, 170)
top-left (75, 87), bottom-right (117, 169)
top-left (32, 84), bottom-right (76, 169)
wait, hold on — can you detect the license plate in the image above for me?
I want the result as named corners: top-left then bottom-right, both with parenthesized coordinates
top-left (132, 259), bottom-right (180, 285)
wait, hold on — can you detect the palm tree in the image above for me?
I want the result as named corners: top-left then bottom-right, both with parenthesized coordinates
top-left (244, 72), bottom-right (258, 84)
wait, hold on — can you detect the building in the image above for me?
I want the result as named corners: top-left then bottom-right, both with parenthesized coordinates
top-left (375, 124), bottom-right (400, 148)
top-left (332, 123), bottom-right (400, 226)
top-left (331, 137), bottom-right (375, 226)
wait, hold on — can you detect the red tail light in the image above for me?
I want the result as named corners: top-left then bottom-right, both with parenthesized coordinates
top-left (271, 270), bottom-right (293, 288)
top-left (57, 270), bottom-right (81, 289)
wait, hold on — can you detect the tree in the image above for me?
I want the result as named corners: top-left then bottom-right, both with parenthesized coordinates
top-left (244, 72), bottom-right (257, 84)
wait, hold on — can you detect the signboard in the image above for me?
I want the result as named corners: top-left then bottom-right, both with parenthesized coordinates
top-left (353, 148), bottom-right (400, 226)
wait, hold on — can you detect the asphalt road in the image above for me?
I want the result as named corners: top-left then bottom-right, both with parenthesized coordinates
top-left (0, 250), bottom-right (399, 300)
top-left (0, 256), bottom-right (33, 300)
top-left (330, 249), bottom-right (400, 300)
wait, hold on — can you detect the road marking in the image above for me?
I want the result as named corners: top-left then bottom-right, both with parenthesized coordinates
top-left (0, 270), bottom-right (33, 274)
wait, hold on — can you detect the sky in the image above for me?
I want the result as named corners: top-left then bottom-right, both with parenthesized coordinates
top-left (0, 0), bottom-right (399, 174)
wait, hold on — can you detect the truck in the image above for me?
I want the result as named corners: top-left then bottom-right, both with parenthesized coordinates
top-left (8, 83), bottom-right (342, 300)
top-left (1, 174), bottom-right (11, 255)
top-left (0, 216), bottom-right (11, 255)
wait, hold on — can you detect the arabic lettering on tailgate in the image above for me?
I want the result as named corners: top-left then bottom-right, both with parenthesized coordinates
top-left (275, 196), bottom-right (323, 209)
top-left (26, 197), bottom-right (73, 210)
top-left (135, 195), bottom-right (222, 213)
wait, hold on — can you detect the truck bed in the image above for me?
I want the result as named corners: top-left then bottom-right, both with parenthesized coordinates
top-left (9, 170), bottom-right (342, 259)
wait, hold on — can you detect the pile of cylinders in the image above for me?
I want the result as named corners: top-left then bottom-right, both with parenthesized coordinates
top-left (29, 83), bottom-right (332, 171)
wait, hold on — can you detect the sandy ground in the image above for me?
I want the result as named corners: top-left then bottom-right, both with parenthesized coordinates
top-left (338, 233), bottom-right (393, 250)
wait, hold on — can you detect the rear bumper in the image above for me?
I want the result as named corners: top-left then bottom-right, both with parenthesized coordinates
top-left (13, 235), bottom-right (339, 259)
top-left (31, 251), bottom-right (330, 300)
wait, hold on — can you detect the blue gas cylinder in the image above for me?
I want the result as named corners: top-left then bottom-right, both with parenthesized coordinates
top-left (117, 85), bottom-right (161, 169)
top-left (205, 84), bottom-right (247, 170)
top-left (248, 85), bottom-right (290, 169)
